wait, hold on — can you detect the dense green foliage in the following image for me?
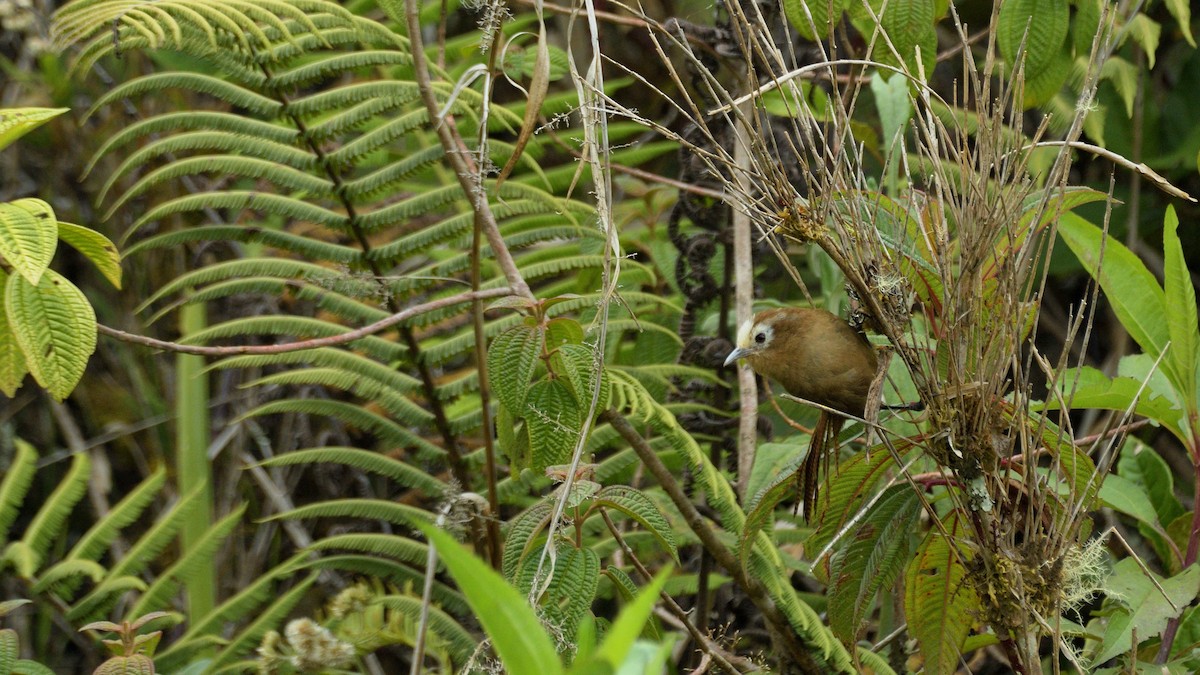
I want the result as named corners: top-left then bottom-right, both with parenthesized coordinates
top-left (0, 0), bottom-right (1198, 673)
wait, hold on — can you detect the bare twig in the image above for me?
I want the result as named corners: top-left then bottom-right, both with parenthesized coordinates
top-left (96, 288), bottom-right (513, 356)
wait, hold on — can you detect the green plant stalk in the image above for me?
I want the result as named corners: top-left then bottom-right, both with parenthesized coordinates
top-left (176, 301), bottom-right (214, 620)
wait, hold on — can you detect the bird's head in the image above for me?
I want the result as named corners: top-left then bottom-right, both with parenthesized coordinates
top-left (723, 310), bottom-right (783, 368)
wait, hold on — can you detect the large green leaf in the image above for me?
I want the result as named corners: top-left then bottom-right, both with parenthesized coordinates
top-left (488, 324), bottom-right (543, 413)
top-left (4, 270), bottom-right (97, 401)
top-left (0, 270), bottom-right (28, 397)
top-left (1090, 560), bottom-right (1200, 665)
top-left (1057, 213), bottom-right (1169, 365)
top-left (0, 200), bottom-right (58, 286)
top-left (905, 513), bottom-right (974, 675)
top-left (782, 0), bottom-right (850, 41)
top-left (525, 379), bottom-right (582, 472)
top-left (997, 0), bottom-right (1069, 77)
top-left (827, 483), bottom-right (921, 643)
top-left (55, 222), bottom-right (122, 289)
top-left (593, 486), bottom-right (677, 561)
top-left (422, 524), bottom-right (564, 675)
top-left (0, 108), bottom-right (68, 153)
top-left (1161, 206), bottom-right (1199, 420)
top-left (1044, 365), bottom-right (1182, 429)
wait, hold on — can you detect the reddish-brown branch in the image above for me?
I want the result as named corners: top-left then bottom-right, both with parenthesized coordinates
top-left (97, 288), bottom-right (513, 356)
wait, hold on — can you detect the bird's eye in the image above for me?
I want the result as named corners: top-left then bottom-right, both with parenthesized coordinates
top-left (754, 332), bottom-right (766, 344)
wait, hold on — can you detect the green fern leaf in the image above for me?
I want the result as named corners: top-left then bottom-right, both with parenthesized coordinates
top-left (18, 451), bottom-right (90, 574)
top-left (376, 595), bottom-right (478, 665)
top-left (128, 191), bottom-right (348, 239)
top-left (67, 467), bottom-right (167, 563)
top-left (29, 559), bottom-right (107, 595)
top-left (202, 573), bottom-right (320, 672)
top-left (307, 533), bottom-right (429, 567)
top-left (266, 499), bottom-right (433, 529)
top-left (5, 270), bottom-right (97, 401)
top-left (87, 73), bottom-right (281, 120)
top-left (84, 113), bottom-right (299, 178)
top-left (0, 439), bottom-right (37, 539)
top-left (254, 446), bottom-right (446, 494)
top-left (301, 555), bottom-right (466, 613)
top-left (242, 399), bottom-right (444, 457)
top-left (131, 504), bottom-right (248, 617)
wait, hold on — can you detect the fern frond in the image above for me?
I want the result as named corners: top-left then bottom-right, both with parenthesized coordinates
top-left (86, 73), bottom-right (281, 120)
top-left (128, 191), bottom-right (348, 240)
top-left (0, 440), bottom-right (39, 540)
top-left (19, 452), bottom-right (91, 574)
top-left (266, 499), bottom-right (433, 528)
top-left (203, 573), bottom-right (320, 672)
top-left (245, 369), bottom-right (434, 426)
top-left (242, 399), bottom-right (444, 456)
top-left (306, 533), bottom-right (429, 567)
top-left (213, 348), bottom-right (420, 393)
top-left (29, 559), bottom-right (106, 595)
top-left (125, 227), bottom-right (362, 263)
top-left (84, 113), bottom-right (299, 178)
top-left (66, 467), bottom-right (167, 562)
top-left (271, 51), bottom-right (412, 90)
top-left (106, 156), bottom-right (335, 218)
top-left (130, 504), bottom-right (247, 617)
top-left (255, 447), bottom-right (448, 494)
top-left (98, 132), bottom-right (316, 204)
top-left (136, 259), bottom-right (338, 311)
top-left (300, 555), bottom-right (467, 613)
top-left (377, 595), bottom-right (477, 665)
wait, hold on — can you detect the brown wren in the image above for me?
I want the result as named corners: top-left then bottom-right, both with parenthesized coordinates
top-left (724, 307), bottom-right (878, 518)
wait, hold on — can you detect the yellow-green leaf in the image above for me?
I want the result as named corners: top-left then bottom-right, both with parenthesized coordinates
top-left (5, 270), bottom-right (97, 401)
top-left (0, 200), bottom-right (58, 285)
top-left (905, 513), bottom-right (974, 674)
top-left (525, 379), bottom-right (581, 471)
top-left (997, 0), bottom-right (1069, 78)
top-left (56, 222), bottom-right (122, 289)
top-left (0, 270), bottom-right (29, 397)
top-left (0, 108), bottom-right (68, 154)
top-left (783, 0), bottom-right (850, 41)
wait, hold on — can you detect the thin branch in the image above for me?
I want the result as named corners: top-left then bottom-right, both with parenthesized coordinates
top-left (402, 0), bottom-right (533, 300)
top-left (96, 288), bottom-right (514, 356)
top-left (600, 409), bottom-right (826, 673)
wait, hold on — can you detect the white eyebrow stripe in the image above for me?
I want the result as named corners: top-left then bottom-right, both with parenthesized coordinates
top-left (736, 319), bottom-right (755, 349)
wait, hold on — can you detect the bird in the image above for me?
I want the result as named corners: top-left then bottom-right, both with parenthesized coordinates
top-left (724, 307), bottom-right (878, 519)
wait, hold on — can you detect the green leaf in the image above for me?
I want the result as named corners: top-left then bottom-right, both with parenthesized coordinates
top-left (488, 324), bottom-right (543, 413)
top-left (0, 200), bottom-right (57, 286)
top-left (1161, 206), bottom-right (1199, 418)
top-left (1090, 560), bottom-right (1200, 665)
top-left (594, 486), bottom-right (678, 561)
top-left (503, 501), bottom-right (553, 581)
top-left (422, 524), bottom-right (564, 675)
top-left (1123, 15), bottom-right (1161, 70)
top-left (5, 270), bottom-right (97, 401)
top-left (0, 270), bottom-right (29, 397)
top-left (997, 0), bottom-right (1069, 77)
top-left (584, 568), bottom-right (671, 672)
top-left (0, 108), bottom-right (68, 154)
top-left (552, 342), bottom-right (610, 413)
top-left (1044, 366), bottom-right (1182, 429)
top-left (525, 379), bottom-right (582, 472)
top-left (1100, 474), bottom-right (1162, 528)
top-left (1162, 0), bottom-right (1195, 47)
top-left (1118, 442), bottom-right (1184, 526)
top-left (740, 452), bottom-right (806, 575)
top-left (783, 0), bottom-right (850, 41)
top-left (827, 483), bottom-right (922, 643)
top-left (1057, 213), bottom-right (1169, 362)
top-left (56, 222), bottom-right (122, 289)
top-left (905, 514), bottom-right (975, 675)
top-left (516, 544), bottom-right (601, 636)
